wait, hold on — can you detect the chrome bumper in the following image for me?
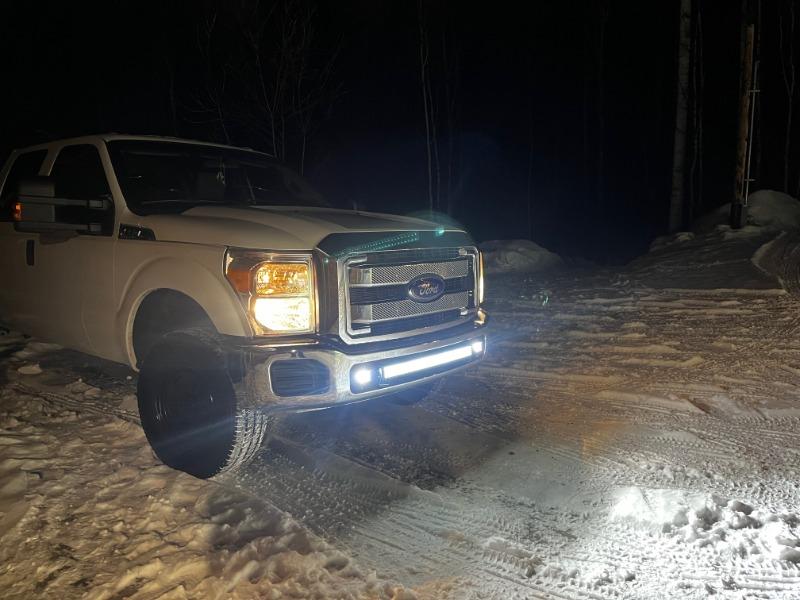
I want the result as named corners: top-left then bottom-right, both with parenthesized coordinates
top-left (237, 319), bottom-right (487, 412)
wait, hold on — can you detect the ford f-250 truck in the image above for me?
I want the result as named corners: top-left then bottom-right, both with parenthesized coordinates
top-left (0, 134), bottom-right (487, 478)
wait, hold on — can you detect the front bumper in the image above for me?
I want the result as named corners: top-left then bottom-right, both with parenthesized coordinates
top-left (231, 315), bottom-right (487, 412)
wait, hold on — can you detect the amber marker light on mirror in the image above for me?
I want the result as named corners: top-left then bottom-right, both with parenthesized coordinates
top-left (12, 201), bottom-right (22, 222)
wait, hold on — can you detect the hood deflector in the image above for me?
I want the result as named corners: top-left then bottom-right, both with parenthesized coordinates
top-left (317, 230), bottom-right (474, 258)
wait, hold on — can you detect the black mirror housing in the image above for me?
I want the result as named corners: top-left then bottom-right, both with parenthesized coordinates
top-left (18, 176), bottom-right (55, 198)
top-left (13, 177), bottom-right (111, 234)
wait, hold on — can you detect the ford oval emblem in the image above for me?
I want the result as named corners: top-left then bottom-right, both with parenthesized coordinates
top-left (407, 273), bottom-right (446, 303)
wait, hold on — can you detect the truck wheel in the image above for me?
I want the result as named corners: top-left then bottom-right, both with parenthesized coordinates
top-left (137, 329), bottom-right (271, 478)
top-left (388, 381), bottom-right (438, 406)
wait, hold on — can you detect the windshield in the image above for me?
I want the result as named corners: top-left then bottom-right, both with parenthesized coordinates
top-left (107, 140), bottom-right (328, 215)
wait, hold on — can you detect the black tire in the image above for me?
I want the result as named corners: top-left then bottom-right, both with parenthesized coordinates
top-left (387, 381), bottom-right (438, 407)
top-left (137, 329), bottom-right (271, 478)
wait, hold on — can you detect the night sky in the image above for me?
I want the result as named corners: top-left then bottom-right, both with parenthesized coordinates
top-left (1, 1), bottom-right (793, 262)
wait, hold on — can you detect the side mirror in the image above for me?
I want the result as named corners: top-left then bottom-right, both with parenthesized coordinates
top-left (13, 177), bottom-right (111, 234)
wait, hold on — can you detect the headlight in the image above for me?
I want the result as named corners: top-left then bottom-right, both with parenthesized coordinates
top-left (254, 263), bottom-right (310, 296)
top-left (253, 297), bottom-right (312, 331)
top-left (225, 250), bottom-right (316, 335)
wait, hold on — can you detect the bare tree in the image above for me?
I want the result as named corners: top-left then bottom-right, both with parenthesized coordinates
top-left (689, 3), bottom-right (704, 220)
top-left (191, 0), bottom-right (339, 173)
top-left (526, 54), bottom-right (536, 240)
top-left (189, 9), bottom-right (233, 144)
top-left (418, 2), bottom-right (440, 213)
top-left (779, 0), bottom-right (796, 193)
top-left (441, 27), bottom-right (460, 217)
top-left (417, 4), bottom-right (464, 217)
top-left (596, 3), bottom-right (609, 213)
top-left (669, 0), bottom-right (692, 232)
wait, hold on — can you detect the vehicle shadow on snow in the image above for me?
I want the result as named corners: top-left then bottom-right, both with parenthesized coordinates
top-left (221, 377), bottom-right (513, 538)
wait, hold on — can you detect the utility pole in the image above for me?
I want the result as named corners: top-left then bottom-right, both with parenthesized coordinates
top-left (732, 21), bottom-right (757, 229)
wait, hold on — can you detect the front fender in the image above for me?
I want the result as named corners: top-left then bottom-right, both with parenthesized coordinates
top-left (114, 245), bottom-right (251, 368)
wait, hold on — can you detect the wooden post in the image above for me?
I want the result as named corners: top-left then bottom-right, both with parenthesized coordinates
top-left (732, 24), bottom-right (755, 229)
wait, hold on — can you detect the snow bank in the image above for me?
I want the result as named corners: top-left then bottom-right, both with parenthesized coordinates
top-left (480, 239), bottom-right (563, 274)
top-left (647, 190), bottom-right (800, 256)
top-left (694, 189), bottom-right (800, 233)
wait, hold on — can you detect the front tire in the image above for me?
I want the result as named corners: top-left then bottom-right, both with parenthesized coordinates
top-left (137, 329), bottom-right (270, 478)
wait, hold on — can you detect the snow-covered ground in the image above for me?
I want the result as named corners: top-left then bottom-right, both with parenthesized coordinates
top-left (0, 337), bottom-right (412, 599)
top-left (4, 210), bottom-right (800, 598)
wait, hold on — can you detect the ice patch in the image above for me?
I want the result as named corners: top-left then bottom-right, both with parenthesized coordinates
top-left (16, 363), bottom-right (42, 375)
top-left (12, 341), bottom-right (61, 360)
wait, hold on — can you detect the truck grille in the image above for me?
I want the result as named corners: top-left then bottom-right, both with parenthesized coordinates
top-left (342, 248), bottom-right (478, 341)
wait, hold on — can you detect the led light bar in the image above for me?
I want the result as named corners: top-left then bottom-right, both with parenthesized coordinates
top-left (381, 344), bottom-right (475, 380)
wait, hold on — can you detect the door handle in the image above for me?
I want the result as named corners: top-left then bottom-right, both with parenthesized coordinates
top-left (26, 239), bottom-right (34, 266)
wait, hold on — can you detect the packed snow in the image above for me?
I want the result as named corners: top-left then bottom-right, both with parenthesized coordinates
top-left (3, 213), bottom-right (800, 598)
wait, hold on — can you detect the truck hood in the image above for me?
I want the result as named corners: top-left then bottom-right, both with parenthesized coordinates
top-left (140, 206), bottom-right (444, 250)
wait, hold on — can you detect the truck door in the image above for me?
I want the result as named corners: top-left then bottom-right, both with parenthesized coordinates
top-left (34, 144), bottom-right (116, 355)
top-left (0, 149), bottom-right (49, 335)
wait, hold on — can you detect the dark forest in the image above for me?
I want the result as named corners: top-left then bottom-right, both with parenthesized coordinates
top-left (1, 1), bottom-right (798, 262)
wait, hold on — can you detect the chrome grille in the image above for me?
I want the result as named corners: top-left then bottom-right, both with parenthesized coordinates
top-left (350, 261), bottom-right (469, 285)
top-left (341, 248), bottom-right (478, 341)
top-left (352, 292), bottom-right (470, 322)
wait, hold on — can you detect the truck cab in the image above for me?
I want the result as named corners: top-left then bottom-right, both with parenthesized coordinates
top-left (0, 134), bottom-right (487, 477)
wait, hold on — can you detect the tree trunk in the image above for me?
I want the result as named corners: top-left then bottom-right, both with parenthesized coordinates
top-left (689, 6), bottom-right (704, 221)
top-left (780, 1), bottom-right (796, 193)
top-left (669, 0), bottom-right (691, 232)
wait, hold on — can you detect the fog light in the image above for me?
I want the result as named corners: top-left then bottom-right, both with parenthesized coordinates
top-left (471, 339), bottom-right (484, 354)
top-left (353, 367), bottom-right (373, 386)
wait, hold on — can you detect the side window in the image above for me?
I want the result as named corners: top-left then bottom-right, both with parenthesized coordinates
top-left (50, 145), bottom-right (114, 236)
top-left (50, 145), bottom-right (111, 199)
top-left (0, 150), bottom-right (47, 221)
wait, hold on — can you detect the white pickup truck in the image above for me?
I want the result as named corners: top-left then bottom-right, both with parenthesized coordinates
top-left (0, 134), bottom-right (487, 477)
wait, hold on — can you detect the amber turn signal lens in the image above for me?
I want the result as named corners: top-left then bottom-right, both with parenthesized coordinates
top-left (254, 263), bottom-right (310, 296)
top-left (12, 201), bottom-right (22, 222)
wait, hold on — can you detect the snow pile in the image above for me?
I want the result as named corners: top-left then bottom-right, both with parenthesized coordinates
top-left (746, 190), bottom-right (800, 229)
top-left (694, 189), bottom-right (800, 233)
top-left (480, 239), bottom-right (563, 274)
top-left (648, 191), bottom-right (800, 254)
top-left (667, 495), bottom-right (800, 564)
top-left (649, 231), bottom-right (695, 252)
top-left (611, 489), bottom-right (800, 565)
